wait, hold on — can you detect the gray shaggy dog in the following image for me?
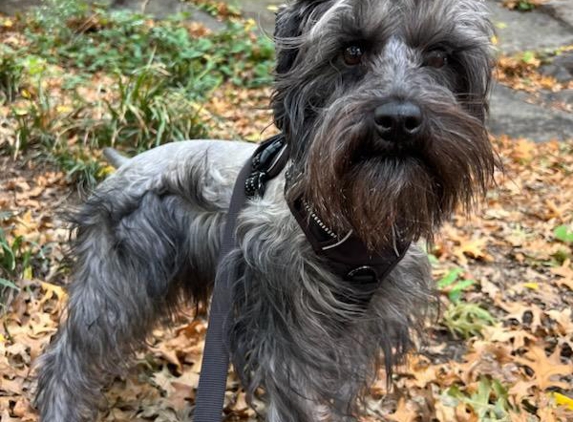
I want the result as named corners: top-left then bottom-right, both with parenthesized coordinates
top-left (34, 0), bottom-right (495, 421)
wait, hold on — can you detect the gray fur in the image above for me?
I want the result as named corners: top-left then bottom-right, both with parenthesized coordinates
top-left (35, 0), bottom-right (495, 420)
top-left (102, 147), bottom-right (129, 168)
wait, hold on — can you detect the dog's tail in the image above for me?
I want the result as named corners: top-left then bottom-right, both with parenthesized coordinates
top-left (103, 147), bottom-right (129, 168)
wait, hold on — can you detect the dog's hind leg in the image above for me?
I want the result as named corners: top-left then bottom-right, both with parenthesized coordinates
top-left (34, 187), bottom-right (222, 422)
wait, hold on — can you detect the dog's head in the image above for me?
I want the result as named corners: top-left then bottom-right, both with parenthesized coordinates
top-left (273, 0), bottom-right (495, 248)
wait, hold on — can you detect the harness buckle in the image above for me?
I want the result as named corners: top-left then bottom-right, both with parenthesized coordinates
top-left (245, 135), bottom-right (288, 198)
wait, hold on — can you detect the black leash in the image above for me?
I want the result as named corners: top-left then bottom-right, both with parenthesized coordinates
top-left (193, 157), bottom-right (251, 422)
top-left (193, 136), bottom-right (288, 422)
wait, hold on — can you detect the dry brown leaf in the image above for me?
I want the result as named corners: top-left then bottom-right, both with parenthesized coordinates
top-left (168, 380), bottom-right (195, 410)
top-left (546, 308), bottom-right (573, 336)
top-left (515, 344), bottom-right (570, 390)
top-left (500, 302), bottom-right (545, 332)
top-left (551, 259), bottom-right (573, 290)
top-left (482, 326), bottom-right (535, 350)
top-left (387, 398), bottom-right (418, 422)
top-left (509, 380), bottom-right (536, 403)
top-left (455, 238), bottom-right (492, 262)
top-left (408, 357), bottom-right (440, 389)
top-left (510, 139), bottom-right (536, 163)
top-left (0, 409), bottom-right (21, 422)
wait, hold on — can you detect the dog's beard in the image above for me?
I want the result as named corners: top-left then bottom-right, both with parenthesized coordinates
top-left (288, 96), bottom-right (495, 250)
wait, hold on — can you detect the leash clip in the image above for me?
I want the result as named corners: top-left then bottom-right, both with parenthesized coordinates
top-left (245, 172), bottom-right (268, 197)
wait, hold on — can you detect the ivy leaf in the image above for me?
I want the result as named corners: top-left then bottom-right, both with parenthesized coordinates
top-left (554, 225), bottom-right (573, 244)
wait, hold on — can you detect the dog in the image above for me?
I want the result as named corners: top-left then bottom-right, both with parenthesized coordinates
top-left (34, 0), bottom-right (495, 420)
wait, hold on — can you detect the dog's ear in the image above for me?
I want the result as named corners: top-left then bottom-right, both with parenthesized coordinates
top-left (274, 5), bottom-right (303, 74)
top-left (273, 1), bottom-right (330, 134)
top-left (274, 1), bottom-right (329, 74)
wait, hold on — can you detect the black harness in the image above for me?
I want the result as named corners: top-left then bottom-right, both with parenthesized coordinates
top-left (193, 136), bottom-right (410, 421)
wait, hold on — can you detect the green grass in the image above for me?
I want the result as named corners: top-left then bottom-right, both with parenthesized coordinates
top-left (23, 0), bottom-right (274, 90)
top-left (12, 83), bottom-right (61, 155)
top-left (0, 0), bottom-right (275, 186)
top-left (51, 149), bottom-right (107, 189)
top-left (0, 218), bottom-right (50, 309)
top-left (0, 47), bottom-right (23, 104)
top-left (7, 67), bottom-right (210, 187)
top-left (94, 67), bottom-right (208, 151)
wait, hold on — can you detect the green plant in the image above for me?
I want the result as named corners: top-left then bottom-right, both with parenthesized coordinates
top-left (437, 267), bottom-right (495, 338)
top-left (22, 1), bottom-right (274, 91)
top-left (521, 50), bottom-right (537, 65)
top-left (11, 84), bottom-right (63, 155)
top-left (0, 48), bottom-right (23, 103)
top-left (516, 1), bottom-right (537, 12)
top-left (33, 0), bottom-right (90, 28)
top-left (437, 267), bottom-right (476, 303)
top-left (554, 224), bottom-right (573, 244)
top-left (8, 67), bottom-right (208, 188)
top-left (94, 67), bottom-right (208, 151)
top-left (51, 148), bottom-right (107, 189)
top-left (442, 302), bottom-right (496, 339)
top-left (1, 233), bottom-right (28, 284)
top-left (0, 228), bottom-right (47, 281)
top-left (0, 224), bottom-right (48, 309)
top-left (443, 377), bottom-right (515, 421)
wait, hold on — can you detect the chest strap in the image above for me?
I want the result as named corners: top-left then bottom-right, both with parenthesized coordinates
top-left (288, 197), bottom-right (410, 303)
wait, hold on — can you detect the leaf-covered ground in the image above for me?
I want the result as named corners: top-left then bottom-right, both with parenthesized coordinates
top-left (1, 2), bottom-right (572, 421)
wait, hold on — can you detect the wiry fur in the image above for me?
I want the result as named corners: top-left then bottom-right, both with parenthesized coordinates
top-left (274, 0), bottom-right (495, 247)
top-left (35, 0), bottom-right (495, 421)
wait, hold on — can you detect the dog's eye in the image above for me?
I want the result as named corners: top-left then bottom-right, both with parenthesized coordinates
top-left (343, 45), bottom-right (364, 66)
top-left (424, 50), bottom-right (448, 68)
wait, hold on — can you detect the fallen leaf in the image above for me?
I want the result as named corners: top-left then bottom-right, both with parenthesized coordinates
top-left (515, 344), bottom-right (570, 390)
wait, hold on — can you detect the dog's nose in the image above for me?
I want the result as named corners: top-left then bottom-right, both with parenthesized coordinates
top-left (374, 101), bottom-right (423, 141)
